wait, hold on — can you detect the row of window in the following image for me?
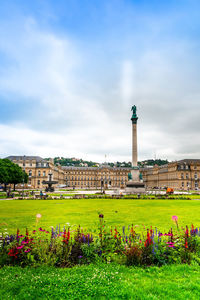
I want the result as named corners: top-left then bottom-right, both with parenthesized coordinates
top-left (29, 170), bottom-right (46, 177)
top-left (181, 173), bottom-right (199, 179)
top-left (181, 182), bottom-right (199, 188)
top-left (67, 176), bottom-right (127, 181)
top-left (68, 182), bottom-right (125, 187)
top-left (67, 172), bottom-right (128, 176)
top-left (23, 162), bottom-right (49, 167)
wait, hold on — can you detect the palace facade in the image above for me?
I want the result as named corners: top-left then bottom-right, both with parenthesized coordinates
top-left (6, 156), bottom-right (131, 189)
top-left (141, 159), bottom-right (200, 191)
top-left (63, 165), bottom-right (130, 189)
top-left (7, 156), bottom-right (65, 189)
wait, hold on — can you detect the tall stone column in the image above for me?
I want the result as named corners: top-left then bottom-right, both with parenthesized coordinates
top-left (125, 105), bottom-right (145, 194)
top-left (131, 106), bottom-right (138, 168)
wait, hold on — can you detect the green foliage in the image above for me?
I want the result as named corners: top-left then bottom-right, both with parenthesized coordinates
top-left (0, 159), bottom-right (26, 190)
top-left (53, 157), bottom-right (98, 167)
top-left (138, 159), bottom-right (169, 167)
top-left (46, 156), bottom-right (168, 168)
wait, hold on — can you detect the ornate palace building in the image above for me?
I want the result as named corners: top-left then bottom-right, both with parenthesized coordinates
top-left (7, 156), bottom-right (131, 189)
top-left (6, 156), bottom-right (65, 189)
top-left (141, 159), bottom-right (200, 191)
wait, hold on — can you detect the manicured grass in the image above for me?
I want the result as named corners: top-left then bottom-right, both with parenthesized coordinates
top-left (1, 198), bottom-right (200, 233)
top-left (2, 198), bottom-right (200, 299)
top-left (1, 263), bottom-right (200, 299)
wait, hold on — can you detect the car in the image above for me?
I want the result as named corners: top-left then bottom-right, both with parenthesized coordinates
top-left (57, 184), bottom-right (67, 188)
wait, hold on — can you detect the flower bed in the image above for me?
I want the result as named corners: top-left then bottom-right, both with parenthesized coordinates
top-left (1, 215), bottom-right (200, 267)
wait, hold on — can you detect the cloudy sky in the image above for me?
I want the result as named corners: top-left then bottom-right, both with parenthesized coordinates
top-left (1, 0), bottom-right (200, 163)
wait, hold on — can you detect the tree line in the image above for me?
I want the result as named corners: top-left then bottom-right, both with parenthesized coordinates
top-left (51, 157), bottom-right (169, 168)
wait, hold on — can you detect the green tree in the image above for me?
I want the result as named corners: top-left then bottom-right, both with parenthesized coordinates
top-left (0, 159), bottom-right (10, 191)
top-left (0, 159), bottom-right (27, 191)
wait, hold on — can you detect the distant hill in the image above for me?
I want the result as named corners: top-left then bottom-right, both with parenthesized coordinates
top-left (138, 159), bottom-right (169, 167)
top-left (45, 157), bottom-right (169, 168)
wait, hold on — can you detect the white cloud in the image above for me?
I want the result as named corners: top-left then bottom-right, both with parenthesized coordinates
top-left (120, 60), bottom-right (135, 106)
top-left (1, 10), bottom-right (200, 162)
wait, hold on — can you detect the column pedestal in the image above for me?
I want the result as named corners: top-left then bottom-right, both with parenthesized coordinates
top-left (125, 168), bottom-right (145, 194)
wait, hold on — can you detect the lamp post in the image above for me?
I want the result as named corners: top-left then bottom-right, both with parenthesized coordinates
top-left (101, 178), bottom-right (104, 193)
top-left (121, 179), bottom-right (124, 188)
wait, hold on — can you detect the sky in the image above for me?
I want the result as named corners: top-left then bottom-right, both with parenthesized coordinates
top-left (1, 0), bottom-right (200, 163)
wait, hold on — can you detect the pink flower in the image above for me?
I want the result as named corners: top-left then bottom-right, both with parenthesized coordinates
top-left (172, 216), bottom-right (178, 222)
top-left (17, 245), bottom-right (24, 249)
top-left (39, 227), bottom-right (45, 232)
top-left (36, 214), bottom-right (42, 218)
top-left (25, 249), bottom-right (31, 253)
top-left (167, 242), bottom-right (175, 248)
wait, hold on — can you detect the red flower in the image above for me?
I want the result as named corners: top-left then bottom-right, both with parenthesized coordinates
top-left (130, 225), bottom-right (135, 238)
top-left (144, 229), bottom-right (153, 247)
top-left (185, 240), bottom-right (188, 249)
top-left (185, 226), bottom-right (189, 238)
top-left (62, 228), bottom-right (70, 244)
top-left (8, 248), bottom-right (18, 259)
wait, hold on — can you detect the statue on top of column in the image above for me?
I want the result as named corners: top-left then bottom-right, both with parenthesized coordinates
top-left (131, 105), bottom-right (137, 118)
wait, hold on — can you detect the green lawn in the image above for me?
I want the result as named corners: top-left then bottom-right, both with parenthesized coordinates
top-left (1, 198), bottom-right (200, 299)
top-left (1, 198), bottom-right (200, 233)
top-left (1, 263), bottom-right (200, 299)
